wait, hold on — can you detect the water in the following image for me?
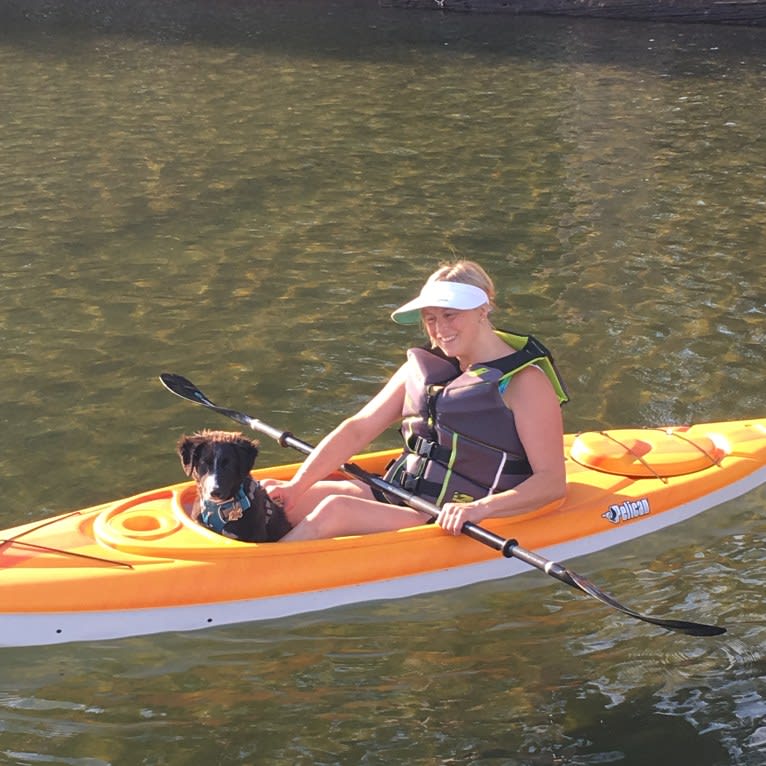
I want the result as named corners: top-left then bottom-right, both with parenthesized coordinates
top-left (0, 2), bottom-right (765, 764)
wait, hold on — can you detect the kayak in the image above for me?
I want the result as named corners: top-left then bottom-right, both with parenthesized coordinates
top-left (1, 417), bottom-right (764, 647)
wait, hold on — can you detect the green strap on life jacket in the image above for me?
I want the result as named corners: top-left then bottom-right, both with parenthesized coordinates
top-left (467, 330), bottom-right (569, 405)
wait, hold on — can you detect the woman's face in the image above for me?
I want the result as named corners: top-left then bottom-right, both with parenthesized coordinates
top-left (421, 306), bottom-right (484, 357)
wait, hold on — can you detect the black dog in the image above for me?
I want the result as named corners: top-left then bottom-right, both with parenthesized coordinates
top-left (177, 430), bottom-right (292, 542)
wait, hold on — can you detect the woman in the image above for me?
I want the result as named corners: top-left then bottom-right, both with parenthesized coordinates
top-left (265, 261), bottom-right (568, 541)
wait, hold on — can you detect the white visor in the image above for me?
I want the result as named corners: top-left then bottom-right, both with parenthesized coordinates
top-left (391, 281), bottom-right (489, 325)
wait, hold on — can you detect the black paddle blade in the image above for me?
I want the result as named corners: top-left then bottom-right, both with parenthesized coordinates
top-left (566, 569), bottom-right (726, 637)
top-left (505, 541), bottom-right (726, 637)
top-left (159, 373), bottom-right (254, 430)
top-left (159, 373), bottom-right (217, 407)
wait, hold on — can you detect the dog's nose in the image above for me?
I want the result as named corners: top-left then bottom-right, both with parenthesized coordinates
top-left (201, 475), bottom-right (225, 500)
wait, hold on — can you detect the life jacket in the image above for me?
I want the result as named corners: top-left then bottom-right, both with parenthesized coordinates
top-left (383, 330), bottom-right (568, 507)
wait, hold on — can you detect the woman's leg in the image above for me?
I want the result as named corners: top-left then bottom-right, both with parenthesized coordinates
top-left (282, 490), bottom-right (429, 542)
top-left (283, 479), bottom-right (371, 528)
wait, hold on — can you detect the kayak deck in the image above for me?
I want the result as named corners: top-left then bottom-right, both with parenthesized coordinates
top-left (0, 419), bottom-right (764, 646)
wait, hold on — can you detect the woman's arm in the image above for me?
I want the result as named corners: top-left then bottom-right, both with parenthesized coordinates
top-left (265, 363), bottom-right (408, 510)
top-left (437, 365), bottom-right (566, 534)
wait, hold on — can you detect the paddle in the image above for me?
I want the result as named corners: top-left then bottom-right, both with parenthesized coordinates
top-left (159, 372), bottom-right (726, 637)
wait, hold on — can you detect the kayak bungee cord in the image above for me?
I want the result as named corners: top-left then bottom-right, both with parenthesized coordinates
top-left (0, 538), bottom-right (135, 569)
top-left (0, 512), bottom-right (135, 569)
top-left (159, 373), bottom-right (726, 637)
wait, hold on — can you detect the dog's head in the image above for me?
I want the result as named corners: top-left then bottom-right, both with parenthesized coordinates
top-left (177, 430), bottom-right (260, 503)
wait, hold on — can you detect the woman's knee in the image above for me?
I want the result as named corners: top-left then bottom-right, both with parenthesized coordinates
top-left (299, 494), bottom-right (357, 537)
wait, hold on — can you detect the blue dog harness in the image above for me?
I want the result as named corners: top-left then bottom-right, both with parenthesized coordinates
top-left (199, 483), bottom-right (252, 534)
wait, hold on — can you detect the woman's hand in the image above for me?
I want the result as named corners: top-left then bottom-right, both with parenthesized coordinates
top-left (261, 479), bottom-right (302, 514)
top-left (436, 501), bottom-right (487, 536)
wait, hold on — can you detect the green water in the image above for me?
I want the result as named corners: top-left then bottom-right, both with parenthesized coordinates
top-left (0, 2), bottom-right (764, 764)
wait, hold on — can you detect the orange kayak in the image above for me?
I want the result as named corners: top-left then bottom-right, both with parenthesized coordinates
top-left (1, 418), bottom-right (764, 647)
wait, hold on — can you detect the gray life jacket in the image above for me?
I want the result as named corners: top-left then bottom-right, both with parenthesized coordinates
top-left (383, 331), bottom-right (569, 507)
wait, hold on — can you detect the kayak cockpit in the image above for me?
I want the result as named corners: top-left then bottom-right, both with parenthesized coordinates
top-left (92, 485), bottom-right (251, 557)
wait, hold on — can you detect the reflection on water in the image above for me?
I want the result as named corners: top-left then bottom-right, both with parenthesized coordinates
top-left (0, 2), bottom-right (764, 765)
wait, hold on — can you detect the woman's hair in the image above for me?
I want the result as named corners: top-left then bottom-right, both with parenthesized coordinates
top-left (427, 260), bottom-right (497, 310)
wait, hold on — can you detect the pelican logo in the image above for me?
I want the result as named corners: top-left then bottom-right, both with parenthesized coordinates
top-left (603, 498), bottom-right (650, 524)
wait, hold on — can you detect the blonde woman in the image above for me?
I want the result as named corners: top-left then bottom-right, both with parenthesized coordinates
top-left (265, 261), bottom-right (568, 540)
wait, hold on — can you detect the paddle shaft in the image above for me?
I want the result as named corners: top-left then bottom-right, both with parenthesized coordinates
top-left (159, 373), bottom-right (725, 636)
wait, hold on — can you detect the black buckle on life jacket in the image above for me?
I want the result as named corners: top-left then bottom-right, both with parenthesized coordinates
top-left (411, 436), bottom-right (444, 461)
top-left (408, 434), bottom-right (532, 476)
top-left (401, 474), bottom-right (421, 493)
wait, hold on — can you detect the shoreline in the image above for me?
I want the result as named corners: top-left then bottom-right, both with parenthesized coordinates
top-left (380, 0), bottom-right (766, 26)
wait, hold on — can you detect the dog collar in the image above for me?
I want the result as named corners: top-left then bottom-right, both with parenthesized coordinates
top-left (199, 483), bottom-right (252, 534)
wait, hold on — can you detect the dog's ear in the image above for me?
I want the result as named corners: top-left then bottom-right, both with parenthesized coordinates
top-left (234, 437), bottom-right (260, 473)
top-left (177, 434), bottom-right (202, 476)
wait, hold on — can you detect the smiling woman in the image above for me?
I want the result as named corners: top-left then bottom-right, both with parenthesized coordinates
top-left (262, 260), bottom-right (570, 541)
